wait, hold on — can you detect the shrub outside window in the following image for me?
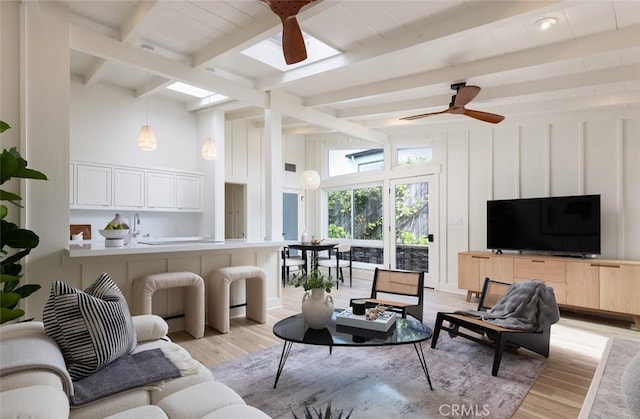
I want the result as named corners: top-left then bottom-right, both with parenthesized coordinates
top-left (327, 186), bottom-right (383, 240)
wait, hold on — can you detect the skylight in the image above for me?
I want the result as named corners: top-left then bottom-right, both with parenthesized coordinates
top-left (241, 32), bottom-right (340, 71)
top-left (166, 82), bottom-right (229, 105)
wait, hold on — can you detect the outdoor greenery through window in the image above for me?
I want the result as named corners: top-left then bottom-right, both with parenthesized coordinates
top-left (395, 182), bottom-right (429, 245)
top-left (327, 186), bottom-right (383, 240)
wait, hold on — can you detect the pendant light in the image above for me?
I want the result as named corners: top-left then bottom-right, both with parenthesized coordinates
top-left (201, 93), bottom-right (217, 160)
top-left (137, 69), bottom-right (157, 151)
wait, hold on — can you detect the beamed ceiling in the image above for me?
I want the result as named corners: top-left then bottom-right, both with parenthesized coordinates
top-left (66, 0), bottom-right (640, 143)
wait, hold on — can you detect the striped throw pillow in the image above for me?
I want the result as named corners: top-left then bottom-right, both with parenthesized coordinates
top-left (43, 273), bottom-right (137, 380)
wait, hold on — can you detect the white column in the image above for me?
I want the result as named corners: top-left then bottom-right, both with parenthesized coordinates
top-left (263, 93), bottom-right (283, 240)
top-left (212, 109), bottom-right (225, 241)
top-left (21, 1), bottom-right (74, 319)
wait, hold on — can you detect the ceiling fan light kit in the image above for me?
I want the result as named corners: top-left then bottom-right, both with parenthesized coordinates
top-left (400, 82), bottom-right (505, 124)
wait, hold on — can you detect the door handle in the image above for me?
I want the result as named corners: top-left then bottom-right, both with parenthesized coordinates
top-left (428, 234), bottom-right (434, 242)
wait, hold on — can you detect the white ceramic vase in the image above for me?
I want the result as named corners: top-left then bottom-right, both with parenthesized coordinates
top-left (301, 288), bottom-right (334, 329)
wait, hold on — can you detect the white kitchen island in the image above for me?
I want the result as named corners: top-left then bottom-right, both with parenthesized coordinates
top-left (64, 238), bottom-right (285, 334)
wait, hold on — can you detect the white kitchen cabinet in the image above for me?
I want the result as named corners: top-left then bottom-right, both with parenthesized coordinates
top-left (113, 168), bottom-right (145, 208)
top-left (75, 164), bottom-right (112, 207)
top-left (70, 161), bottom-right (202, 212)
top-left (176, 175), bottom-right (202, 210)
top-left (147, 171), bottom-right (175, 209)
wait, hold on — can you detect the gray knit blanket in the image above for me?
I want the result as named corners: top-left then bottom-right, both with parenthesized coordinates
top-left (459, 279), bottom-right (560, 331)
top-left (71, 347), bottom-right (197, 406)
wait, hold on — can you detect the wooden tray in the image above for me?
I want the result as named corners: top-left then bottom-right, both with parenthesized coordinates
top-left (70, 224), bottom-right (91, 240)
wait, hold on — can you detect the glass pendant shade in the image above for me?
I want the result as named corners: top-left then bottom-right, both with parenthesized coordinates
top-left (137, 125), bottom-right (157, 151)
top-left (300, 170), bottom-right (321, 190)
top-left (201, 137), bottom-right (217, 160)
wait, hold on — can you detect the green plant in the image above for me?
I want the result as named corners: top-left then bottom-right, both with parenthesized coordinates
top-left (292, 402), bottom-right (353, 419)
top-left (289, 267), bottom-right (334, 293)
top-left (1, 120), bottom-right (47, 323)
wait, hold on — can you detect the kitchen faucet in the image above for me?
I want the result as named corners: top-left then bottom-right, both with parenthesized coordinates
top-left (133, 213), bottom-right (141, 238)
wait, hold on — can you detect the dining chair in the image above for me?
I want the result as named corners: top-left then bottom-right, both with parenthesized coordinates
top-left (281, 246), bottom-right (306, 287)
top-left (317, 244), bottom-right (352, 289)
top-left (349, 268), bottom-right (424, 321)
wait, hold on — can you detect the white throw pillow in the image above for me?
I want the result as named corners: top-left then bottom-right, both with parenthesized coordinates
top-left (43, 273), bottom-right (137, 380)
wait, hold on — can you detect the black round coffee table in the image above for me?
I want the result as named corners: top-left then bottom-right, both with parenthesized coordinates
top-left (272, 309), bottom-right (433, 389)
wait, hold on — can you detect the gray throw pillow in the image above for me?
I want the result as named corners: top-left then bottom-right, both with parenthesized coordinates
top-left (43, 273), bottom-right (137, 380)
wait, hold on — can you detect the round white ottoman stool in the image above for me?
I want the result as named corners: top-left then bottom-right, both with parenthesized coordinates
top-left (207, 266), bottom-right (267, 334)
top-left (132, 272), bottom-right (205, 339)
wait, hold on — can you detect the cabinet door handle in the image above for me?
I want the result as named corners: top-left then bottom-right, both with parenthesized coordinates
top-left (471, 256), bottom-right (490, 259)
top-left (591, 264), bottom-right (621, 268)
top-left (531, 260), bottom-right (545, 263)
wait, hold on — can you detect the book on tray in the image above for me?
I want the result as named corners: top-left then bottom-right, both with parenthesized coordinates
top-left (336, 308), bottom-right (396, 332)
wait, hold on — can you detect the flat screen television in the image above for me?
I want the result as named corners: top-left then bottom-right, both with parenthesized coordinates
top-left (487, 194), bottom-right (601, 256)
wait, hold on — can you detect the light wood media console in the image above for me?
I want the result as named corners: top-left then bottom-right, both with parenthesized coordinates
top-left (458, 251), bottom-right (640, 329)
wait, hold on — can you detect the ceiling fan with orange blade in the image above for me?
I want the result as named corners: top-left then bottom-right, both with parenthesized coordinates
top-left (400, 82), bottom-right (505, 124)
top-left (261, 0), bottom-right (317, 65)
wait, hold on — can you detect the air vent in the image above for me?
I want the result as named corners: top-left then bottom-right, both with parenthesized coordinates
top-left (285, 163), bottom-right (296, 172)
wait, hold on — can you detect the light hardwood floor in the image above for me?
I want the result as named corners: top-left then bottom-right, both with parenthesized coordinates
top-left (169, 276), bottom-right (639, 419)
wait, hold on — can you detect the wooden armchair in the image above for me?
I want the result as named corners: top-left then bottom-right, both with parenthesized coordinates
top-left (350, 268), bottom-right (424, 322)
top-left (431, 278), bottom-right (554, 376)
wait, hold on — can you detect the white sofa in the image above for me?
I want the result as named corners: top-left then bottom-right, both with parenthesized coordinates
top-left (0, 315), bottom-right (270, 419)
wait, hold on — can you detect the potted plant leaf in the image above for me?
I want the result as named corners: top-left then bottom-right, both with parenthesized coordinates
top-left (289, 264), bottom-right (335, 330)
top-left (292, 402), bottom-right (353, 419)
top-left (1, 120), bottom-right (48, 323)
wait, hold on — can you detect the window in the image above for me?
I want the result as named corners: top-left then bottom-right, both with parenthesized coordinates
top-left (327, 186), bottom-right (383, 240)
top-left (328, 149), bottom-right (384, 177)
top-left (396, 146), bottom-right (432, 166)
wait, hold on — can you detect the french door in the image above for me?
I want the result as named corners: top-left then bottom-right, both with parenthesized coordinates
top-left (389, 175), bottom-right (438, 288)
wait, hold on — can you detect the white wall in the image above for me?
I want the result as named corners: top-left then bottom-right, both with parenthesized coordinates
top-left (70, 79), bottom-right (199, 171)
top-left (307, 109), bottom-right (640, 292)
top-left (433, 111), bottom-right (639, 291)
top-left (69, 79), bottom-right (208, 238)
top-left (71, 210), bottom-right (201, 240)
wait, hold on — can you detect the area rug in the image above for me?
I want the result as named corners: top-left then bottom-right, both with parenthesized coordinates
top-left (210, 335), bottom-right (544, 419)
top-left (581, 336), bottom-right (640, 418)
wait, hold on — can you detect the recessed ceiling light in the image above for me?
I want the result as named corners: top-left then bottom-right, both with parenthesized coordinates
top-left (535, 17), bottom-right (557, 31)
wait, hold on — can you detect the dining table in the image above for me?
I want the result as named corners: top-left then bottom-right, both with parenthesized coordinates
top-left (287, 242), bottom-right (338, 273)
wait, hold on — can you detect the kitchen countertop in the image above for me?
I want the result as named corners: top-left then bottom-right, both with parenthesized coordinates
top-left (66, 238), bottom-right (285, 258)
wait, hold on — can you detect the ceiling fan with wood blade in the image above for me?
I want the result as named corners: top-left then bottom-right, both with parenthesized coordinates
top-left (400, 82), bottom-right (505, 124)
top-left (261, 0), bottom-right (316, 65)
